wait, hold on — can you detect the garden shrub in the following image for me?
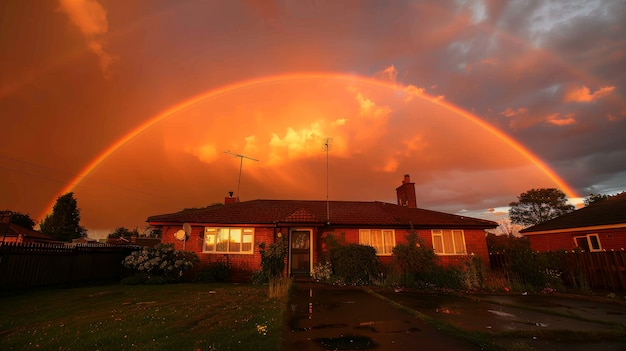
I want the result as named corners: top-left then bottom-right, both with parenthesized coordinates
top-left (457, 255), bottom-right (487, 291)
top-left (195, 261), bottom-right (230, 283)
top-left (311, 261), bottom-right (333, 282)
top-left (391, 233), bottom-right (439, 286)
top-left (254, 240), bottom-right (287, 284)
top-left (330, 244), bottom-right (379, 285)
top-left (121, 243), bottom-right (199, 284)
top-left (500, 247), bottom-right (566, 292)
top-left (416, 265), bottom-right (464, 290)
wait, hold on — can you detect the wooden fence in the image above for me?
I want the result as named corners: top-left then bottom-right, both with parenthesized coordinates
top-left (0, 242), bottom-right (141, 290)
top-left (490, 249), bottom-right (626, 291)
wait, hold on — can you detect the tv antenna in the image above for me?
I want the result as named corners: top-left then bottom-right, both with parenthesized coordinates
top-left (224, 150), bottom-right (259, 201)
top-left (323, 138), bottom-right (333, 224)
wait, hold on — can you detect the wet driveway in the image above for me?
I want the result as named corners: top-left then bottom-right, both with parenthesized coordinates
top-left (282, 283), bottom-right (482, 350)
top-left (282, 282), bottom-right (626, 351)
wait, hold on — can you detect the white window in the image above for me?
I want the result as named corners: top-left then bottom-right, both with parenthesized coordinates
top-left (574, 234), bottom-right (602, 252)
top-left (359, 229), bottom-right (395, 255)
top-left (431, 229), bottom-right (467, 255)
top-left (203, 228), bottom-right (254, 254)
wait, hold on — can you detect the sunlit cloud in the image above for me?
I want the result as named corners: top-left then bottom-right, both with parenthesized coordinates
top-left (402, 135), bottom-right (428, 156)
top-left (546, 113), bottom-right (576, 126)
top-left (356, 93), bottom-right (391, 119)
top-left (374, 64), bottom-right (398, 82)
top-left (58, 0), bottom-right (115, 75)
top-left (608, 110), bottom-right (626, 122)
top-left (564, 85), bottom-right (615, 103)
top-left (479, 57), bottom-right (498, 65)
top-left (378, 158), bottom-right (399, 173)
top-left (187, 144), bottom-right (219, 163)
top-left (267, 123), bottom-right (327, 165)
top-left (332, 118), bottom-right (347, 126)
top-left (500, 107), bottom-right (527, 118)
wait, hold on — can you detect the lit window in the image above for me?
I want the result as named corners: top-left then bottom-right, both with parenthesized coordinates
top-left (203, 228), bottom-right (254, 254)
top-left (359, 229), bottom-right (395, 255)
top-left (574, 234), bottom-right (602, 252)
top-left (431, 229), bottom-right (467, 255)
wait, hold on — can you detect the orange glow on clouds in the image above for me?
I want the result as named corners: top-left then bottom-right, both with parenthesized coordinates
top-left (40, 72), bottom-right (579, 226)
top-left (564, 85), bottom-right (615, 103)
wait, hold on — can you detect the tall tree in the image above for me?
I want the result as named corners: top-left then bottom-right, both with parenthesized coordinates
top-left (40, 192), bottom-right (87, 242)
top-left (0, 210), bottom-right (36, 229)
top-left (509, 188), bottom-right (575, 227)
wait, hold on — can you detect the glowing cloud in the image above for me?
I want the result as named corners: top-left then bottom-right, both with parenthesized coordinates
top-left (564, 85), bottom-right (615, 103)
top-left (268, 123), bottom-right (327, 165)
top-left (39, 72), bottom-right (580, 222)
top-left (500, 107), bottom-right (528, 118)
top-left (374, 64), bottom-right (398, 82)
top-left (186, 144), bottom-right (219, 164)
top-left (547, 113), bottom-right (576, 126)
top-left (58, 0), bottom-right (114, 74)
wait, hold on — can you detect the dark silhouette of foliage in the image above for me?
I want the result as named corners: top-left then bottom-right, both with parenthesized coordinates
top-left (108, 226), bottom-right (139, 239)
top-left (0, 210), bottom-right (35, 229)
top-left (39, 192), bottom-right (87, 242)
top-left (509, 188), bottom-right (574, 227)
top-left (330, 244), bottom-right (380, 285)
top-left (255, 240), bottom-right (287, 283)
top-left (584, 193), bottom-right (610, 206)
top-left (485, 233), bottom-right (531, 253)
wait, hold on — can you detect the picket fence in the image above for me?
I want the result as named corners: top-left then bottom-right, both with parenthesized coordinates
top-left (490, 249), bottom-right (626, 291)
top-left (0, 242), bottom-right (141, 290)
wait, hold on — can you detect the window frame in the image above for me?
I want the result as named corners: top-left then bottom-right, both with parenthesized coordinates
top-left (431, 229), bottom-right (467, 255)
top-left (358, 229), bottom-right (396, 255)
top-left (573, 234), bottom-right (602, 252)
top-left (203, 227), bottom-right (254, 254)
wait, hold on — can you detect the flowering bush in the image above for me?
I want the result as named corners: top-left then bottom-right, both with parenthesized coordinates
top-left (122, 243), bottom-right (199, 284)
top-left (311, 261), bottom-right (333, 282)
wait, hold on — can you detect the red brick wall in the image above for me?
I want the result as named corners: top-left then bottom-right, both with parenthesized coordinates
top-left (161, 225), bottom-right (277, 280)
top-left (527, 228), bottom-right (626, 252)
top-left (314, 227), bottom-right (490, 267)
top-left (162, 224), bottom-right (490, 277)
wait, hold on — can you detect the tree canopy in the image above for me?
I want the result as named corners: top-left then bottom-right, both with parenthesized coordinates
top-left (509, 188), bottom-right (575, 227)
top-left (0, 210), bottom-right (35, 230)
top-left (39, 192), bottom-right (87, 242)
top-left (107, 227), bottom-right (139, 239)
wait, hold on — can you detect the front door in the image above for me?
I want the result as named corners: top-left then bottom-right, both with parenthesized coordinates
top-left (289, 229), bottom-right (312, 276)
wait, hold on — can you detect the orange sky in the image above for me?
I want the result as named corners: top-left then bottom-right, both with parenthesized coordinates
top-left (1, 1), bottom-right (625, 237)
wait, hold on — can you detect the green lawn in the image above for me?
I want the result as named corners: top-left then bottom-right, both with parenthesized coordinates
top-left (0, 283), bottom-right (287, 350)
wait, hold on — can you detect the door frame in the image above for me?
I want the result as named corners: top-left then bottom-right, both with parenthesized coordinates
top-left (288, 228), bottom-right (313, 275)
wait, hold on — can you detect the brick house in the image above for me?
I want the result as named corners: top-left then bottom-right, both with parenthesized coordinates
top-left (147, 175), bottom-right (497, 278)
top-left (520, 192), bottom-right (626, 252)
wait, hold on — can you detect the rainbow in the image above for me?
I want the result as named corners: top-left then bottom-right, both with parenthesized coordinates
top-left (39, 72), bottom-right (579, 220)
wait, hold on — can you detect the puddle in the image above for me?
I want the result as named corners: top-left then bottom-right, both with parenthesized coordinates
top-left (314, 335), bottom-right (377, 350)
top-left (381, 290), bottom-right (625, 333)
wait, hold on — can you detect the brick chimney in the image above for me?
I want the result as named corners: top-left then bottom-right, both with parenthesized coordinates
top-left (225, 191), bottom-right (237, 205)
top-left (396, 174), bottom-right (417, 208)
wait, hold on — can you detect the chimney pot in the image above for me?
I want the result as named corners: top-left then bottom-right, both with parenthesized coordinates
top-left (396, 174), bottom-right (417, 208)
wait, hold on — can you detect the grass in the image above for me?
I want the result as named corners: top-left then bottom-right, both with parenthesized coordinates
top-left (0, 283), bottom-right (288, 350)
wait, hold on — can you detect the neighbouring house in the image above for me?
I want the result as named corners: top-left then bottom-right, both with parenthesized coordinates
top-left (0, 223), bottom-right (58, 244)
top-left (520, 192), bottom-right (626, 252)
top-left (146, 175), bottom-right (497, 278)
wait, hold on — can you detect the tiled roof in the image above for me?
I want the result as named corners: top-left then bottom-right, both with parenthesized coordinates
top-left (147, 199), bottom-right (497, 229)
top-left (0, 223), bottom-right (57, 241)
top-left (521, 192), bottom-right (626, 234)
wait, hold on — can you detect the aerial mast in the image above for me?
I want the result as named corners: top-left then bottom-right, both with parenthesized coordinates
top-left (323, 138), bottom-right (332, 224)
top-left (224, 150), bottom-right (259, 202)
